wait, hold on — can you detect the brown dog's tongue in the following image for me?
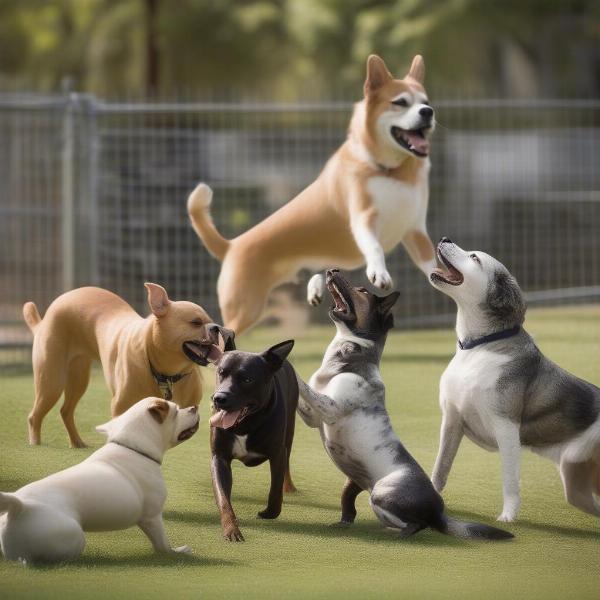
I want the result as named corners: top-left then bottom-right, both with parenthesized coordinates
top-left (405, 131), bottom-right (429, 155)
top-left (209, 409), bottom-right (242, 429)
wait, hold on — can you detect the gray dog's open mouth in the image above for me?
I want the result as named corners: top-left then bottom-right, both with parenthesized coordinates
top-left (391, 126), bottom-right (430, 157)
top-left (431, 246), bottom-right (464, 286)
top-left (209, 405), bottom-right (250, 429)
top-left (177, 419), bottom-right (199, 441)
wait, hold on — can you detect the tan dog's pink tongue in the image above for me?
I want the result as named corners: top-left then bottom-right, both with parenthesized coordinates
top-left (405, 132), bottom-right (429, 155)
top-left (209, 409), bottom-right (242, 429)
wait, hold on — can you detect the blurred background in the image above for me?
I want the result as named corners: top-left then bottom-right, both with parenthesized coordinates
top-left (1, 0), bottom-right (599, 367)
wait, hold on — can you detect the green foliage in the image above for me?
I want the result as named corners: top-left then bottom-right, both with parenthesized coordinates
top-left (1, 306), bottom-right (600, 598)
top-left (0, 0), bottom-right (598, 96)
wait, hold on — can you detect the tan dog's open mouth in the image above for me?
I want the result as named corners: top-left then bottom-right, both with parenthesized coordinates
top-left (177, 419), bottom-right (200, 441)
top-left (431, 245), bottom-right (464, 286)
top-left (391, 126), bottom-right (430, 157)
top-left (209, 406), bottom-right (250, 429)
top-left (182, 341), bottom-right (218, 366)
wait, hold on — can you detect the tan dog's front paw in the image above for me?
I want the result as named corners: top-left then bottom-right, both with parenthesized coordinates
top-left (172, 545), bottom-right (193, 554)
top-left (367, 265), bottom-right (393, 291)
top-left (223, 525), bottom-right (245, 542)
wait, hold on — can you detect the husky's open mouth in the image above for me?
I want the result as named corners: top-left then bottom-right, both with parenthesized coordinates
top-left (390, 126), bottom-right (430, 157)
top-left (326, 271), bottom-right (354, 320)
top-left (177, 419), bottom-right (199, 441)
top-left (209, 405), bottom-right (250, 430)
top-left (431, 246), bottom-right (464, 286)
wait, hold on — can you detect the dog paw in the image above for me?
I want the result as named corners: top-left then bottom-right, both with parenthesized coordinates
top-left (307, 274), bottom-right (325, 306)
top-left (366, 265), bottom-right (393, 291)
top-left (330, 520), bottom-right (353, 528)
top-left (496, 511), bottom-right (517, 523)
top-left (223, 526), bottom-right (245, 542)
top-left (257, 509), bottom-right (280, 520)
top-left (172, 545), bottom-right (193, 554)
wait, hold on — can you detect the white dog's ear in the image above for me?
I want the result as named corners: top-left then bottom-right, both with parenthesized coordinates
top-left (95, 420), bottom-right (114, 436)
top-left (148, 399), bottom-right (171, 424)
top-left (145, 282), bottom-right (171, 318)
top-left (406, 55), bottom-right (425, 84)
top-left (364, 54), bottom-right (392, 96)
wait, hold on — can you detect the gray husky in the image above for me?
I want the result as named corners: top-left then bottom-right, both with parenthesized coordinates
top-left (430, 237), bottom-right (600, 522)
top-left (296, 269), bottom-right (512, 540)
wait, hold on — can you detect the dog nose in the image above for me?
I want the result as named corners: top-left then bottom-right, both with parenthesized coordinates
top-left (440, 237), bottom-right (452, 244)
top-left (212, 392), bottom-right (229, 408)
top-left (419, 106), bottom-right (433, 119)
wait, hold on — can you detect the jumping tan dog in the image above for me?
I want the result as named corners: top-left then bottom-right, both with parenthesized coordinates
top-left (188, 54), bottom-right (437, 334)
top-left (23, 283), bottom-right (226, 447)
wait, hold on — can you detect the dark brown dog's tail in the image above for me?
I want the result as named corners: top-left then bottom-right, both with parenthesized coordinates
top-left (187, 183), bottom-right (230, 261)
top-left (23, 301), bottom-right (42, 332)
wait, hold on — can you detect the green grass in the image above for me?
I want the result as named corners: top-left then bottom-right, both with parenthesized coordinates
top-left (1, 305), bottom-right (600, 599)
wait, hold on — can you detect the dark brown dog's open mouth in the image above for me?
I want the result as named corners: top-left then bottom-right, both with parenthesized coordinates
top-left (390, 126), bottom-right (430, 157)
top-left (177, 419), bottom-right (199, 441)
top-left (430, 245), bottom-right (464, 286)
top-left (209, 405), bottom-right (250, 430)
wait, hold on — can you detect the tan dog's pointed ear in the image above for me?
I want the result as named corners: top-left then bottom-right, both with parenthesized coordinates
top-left (364, 54), bottom-right (392, 96)
top-left (406, 55), bottom-right (425, 84)
top-left (145, 282), bottom-right (171, 318)
top-left (148, 399), bottom-right (170, 424)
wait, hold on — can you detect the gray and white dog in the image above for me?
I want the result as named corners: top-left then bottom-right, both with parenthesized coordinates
top-left (296, 269), bottom-right (512, 540)
top-left (430, 237), bottom-right (600, 522)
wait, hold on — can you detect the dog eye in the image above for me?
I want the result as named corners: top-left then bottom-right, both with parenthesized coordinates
top-left (422, 100), bottom-right (430, 106)
top-left (392, 97), bottom-right (409, 107)
top-left (217, 367), bottom-right (224, 376)
top-left (470, 253), bottom-right (481, 263)
top-left (242, 377), bottom-right (253, 384)
top-left (357, 287), bottom-right (369, 294)
top-left (190, 319), bottom-right (204, 327)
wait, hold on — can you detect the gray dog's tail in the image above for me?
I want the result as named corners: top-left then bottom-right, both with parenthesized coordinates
top-left (0, 492), bottom-right (23, 517)
top-left (437, 514), bottom-right (513, 541)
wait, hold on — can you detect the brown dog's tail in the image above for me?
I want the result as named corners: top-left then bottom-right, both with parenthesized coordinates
top-left (187, 183), bottom-right (230, 261)
top-left (23, 301), bottom-right (42, 332)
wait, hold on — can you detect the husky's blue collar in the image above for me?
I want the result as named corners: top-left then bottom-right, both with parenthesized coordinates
top-left (458, 325), bottom-right (521, 350)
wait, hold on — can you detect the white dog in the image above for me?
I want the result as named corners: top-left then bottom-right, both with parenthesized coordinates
top-left (0, 398), bottom-right (199, 564)
top-left (430, 237), bottom-right (600, 522)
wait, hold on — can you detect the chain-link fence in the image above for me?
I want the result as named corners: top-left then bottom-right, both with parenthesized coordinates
top-left (1, 93), bottom-right (599, 366)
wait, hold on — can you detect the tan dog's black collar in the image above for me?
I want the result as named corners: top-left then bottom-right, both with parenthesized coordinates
top-left (110, 440), bottom-right (162, 465)
top-left (149, 361), bottom-right (190, 401)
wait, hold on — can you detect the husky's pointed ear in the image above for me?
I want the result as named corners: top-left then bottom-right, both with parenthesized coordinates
top-left (377, 291), bottom-right (400, 314)
top-left (261, 340), bottom-right (294, 372)
top-left (145, 282), bottom-right (171, 318)
top-left (406, 55), bottom-right (425, 84)
top-left (364, 54), bottom-right (392, 96)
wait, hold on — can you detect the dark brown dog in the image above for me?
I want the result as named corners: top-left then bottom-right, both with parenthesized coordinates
top-left (206, 335), bottom-right (297, 541)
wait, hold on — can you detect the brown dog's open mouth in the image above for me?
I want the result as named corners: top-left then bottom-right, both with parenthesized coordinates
top-left (182, 341), bottom-right (219, 366)
top-left (431, 246), bottom-right (464, 286)
top-left (391, 126), bottom-right (430, 157)
top-left (209, 406), bottom-right (250, 430)
top-left (177, 419), bottom-right (199, 441)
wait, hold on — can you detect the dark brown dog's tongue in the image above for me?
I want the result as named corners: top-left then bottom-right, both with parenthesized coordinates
top-left (209, 409), bottom-right (242, 429)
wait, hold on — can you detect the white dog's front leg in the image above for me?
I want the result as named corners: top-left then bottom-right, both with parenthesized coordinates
top-left (493, 419), bottom-right (522, 522)
top-left (307, 273), bottom-right (325, 306)
top-left (139, 516), bottom-right (192, 554)
top-left (431, 408), bottom-right (464, 493)
top-left (351, 213), bottom-right (392, 291)
top-left (296, 374), bottom-right (339, 425)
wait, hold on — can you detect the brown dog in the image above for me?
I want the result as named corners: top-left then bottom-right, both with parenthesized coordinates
top-left (23, 283), bottom-right (225, 447)
top-left (188, 54), bottom-right (437, 334)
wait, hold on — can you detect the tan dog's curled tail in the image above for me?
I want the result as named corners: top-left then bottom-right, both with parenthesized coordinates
top-left (0, 492), bottom-right (23, 516)
top-left (23, 301), bottom-right (42, 332)
top-left (187, 183), bottom-right (230, 261)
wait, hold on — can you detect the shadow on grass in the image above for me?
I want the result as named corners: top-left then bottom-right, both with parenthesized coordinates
top-left (449, 509), bottom-right (600, 541)
top-left (31, 552), bottom-right (238, 570)
top-left (295, 353), bottom-right (452, 364)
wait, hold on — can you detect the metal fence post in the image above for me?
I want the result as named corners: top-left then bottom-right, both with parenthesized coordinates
top-left (61, 92), bottom-right (77, 292)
